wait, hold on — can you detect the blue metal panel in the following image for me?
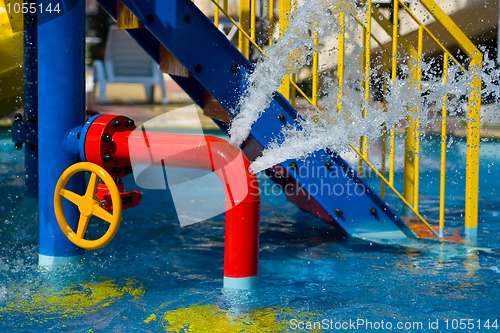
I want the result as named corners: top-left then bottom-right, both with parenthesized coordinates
top-left (37, 0), bottom-right (86, 259)
top-left (155, 1), bottom-right (177, 29)
top-left (105, 0), bottom-right (416, 239)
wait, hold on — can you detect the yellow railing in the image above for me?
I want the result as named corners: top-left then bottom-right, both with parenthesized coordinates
top-left (197, 0), bottom-right (483, 240)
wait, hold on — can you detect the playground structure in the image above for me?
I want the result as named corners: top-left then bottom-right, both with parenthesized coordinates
top-left (4, 0), bottom-right (484, 289)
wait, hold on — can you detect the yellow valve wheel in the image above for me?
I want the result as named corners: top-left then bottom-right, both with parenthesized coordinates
top-left (54, 162), bottom-right (122, 250)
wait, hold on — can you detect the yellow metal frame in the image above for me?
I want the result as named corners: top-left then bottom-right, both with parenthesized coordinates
top-left (202, 0), bottom-right (482, 240)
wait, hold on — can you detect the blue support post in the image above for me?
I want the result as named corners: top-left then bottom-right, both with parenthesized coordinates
top-left (37, 0), bottom-right (86, 265)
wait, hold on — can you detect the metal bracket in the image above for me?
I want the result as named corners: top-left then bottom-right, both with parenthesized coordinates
top-left (12, 114), bottom-right (38, 149)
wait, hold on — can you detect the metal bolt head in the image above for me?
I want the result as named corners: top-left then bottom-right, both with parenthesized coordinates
top-left (102, 134), bottom-right (112, 142)
top-left (102, 154), bottom-right (113, 162)
top-left (125, 119), bottom-right (135, 127)
top-left (335, 208), bottom-right (343, 217)
top-left (111, 119), bottom-right (121, 128)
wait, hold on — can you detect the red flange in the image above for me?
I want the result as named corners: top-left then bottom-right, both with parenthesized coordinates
top-left (83, 114), bottom-right (136, 178)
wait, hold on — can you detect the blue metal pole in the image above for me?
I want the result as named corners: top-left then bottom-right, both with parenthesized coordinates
top-left (38, 0), bottom-right (86, 265)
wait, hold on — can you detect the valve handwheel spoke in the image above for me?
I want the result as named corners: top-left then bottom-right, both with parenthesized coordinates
top-left (86, 172), bottom-right (99, 197)
top-left (54, 162), bottom-right (123, 250)
top-left (59, 188), bottom-right (86, 208)
top-left (77, 214), bottom-right (91, 238)
top-left (93, 205), bottom-right (115, 224)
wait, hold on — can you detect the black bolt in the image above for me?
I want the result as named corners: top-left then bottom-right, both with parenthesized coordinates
top-left (369, 207), bottom-right (378, 216)
top-left (111, 119), bottom-right (121, 128)
top-left (112, 167), bottom-right (121, 174)
top-left (335, 208), bottom-right (343, 217)
top-left (231, 64), bottom-right (240, 73)
top-left (183, 14), bottom-right (191, 23)
top-left (102, 134), bottom-right (112, 142)
top-left (15, 143), bottom-right (23, 150)
top-left (289, 162), bottom-right (297, 171)
top-left (13, 113), bottom-right (23, 121)
top-left (125, 119), bottom-right (135, 127)
top-left (194, 64), bottom-right (202, 73)
top-left (277, 113), bottom-right (286, 122)
top-left (146, 14), bottom-right (155, 23)
top-left (324, 161), bottom-right (332, 169)
top-left (102, 154), bottom-right (113, 162)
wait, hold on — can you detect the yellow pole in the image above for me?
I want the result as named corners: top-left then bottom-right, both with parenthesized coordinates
top-left (389, 0), bottom-right (399, 187)
top-left (214, 0), bottom-right (220, 27)
top-left (381, 130), bottom-right (387, 198)
top-left (363, 1), bottom-right (371, 115)
top-left (239, 0), bottom-right (251, 58)
top-left (337, 12), bottom-right (345, 114)
top-left (439, 52), bottom-right (449, 238)
top-left (278, 0), bottom-right (292, 99)
top-left (250, 0), bottom-right (256, 41)
top-left (414, 26), bottom-right (423, 209)
top-left (402, 28), bottom-right (422, 211)
top-left (359, 0), bottom-right (371, 177)
top-left (268, 0), bottom-right (275, 46)
top-left (464, 54), bottom-right (482, 241)
top-left (381, 52), bottom-right (390, 199)
top-left (312, 29), bottom-right (319, 106)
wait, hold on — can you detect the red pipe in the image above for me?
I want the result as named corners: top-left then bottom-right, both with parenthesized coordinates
top-left (84, 116), bottom-right (260, 288)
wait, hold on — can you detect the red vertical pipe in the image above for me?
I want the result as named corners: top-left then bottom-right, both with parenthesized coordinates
top-left (93, 127), bottom-right (260, 288)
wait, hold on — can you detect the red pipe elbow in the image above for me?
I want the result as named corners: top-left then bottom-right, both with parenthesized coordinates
top-left (83, 116), bottom-right (260, 289)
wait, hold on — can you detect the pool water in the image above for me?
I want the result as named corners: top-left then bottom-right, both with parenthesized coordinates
top-left (0, 128), bottom-right (499, 332)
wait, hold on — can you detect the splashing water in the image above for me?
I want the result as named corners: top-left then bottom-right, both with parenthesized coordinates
top-left (229, 0), bottom-right (356, 147)
top-left (247, 61), bottom-right (473, 173)
top-left (230, 0), bottom-right (499, 174)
